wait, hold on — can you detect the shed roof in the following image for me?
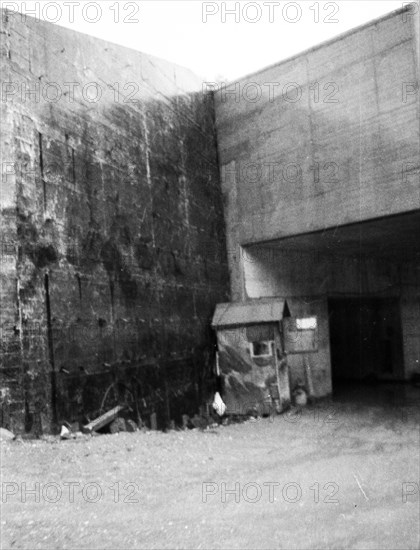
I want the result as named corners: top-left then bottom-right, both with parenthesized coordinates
top-left (212, 299), bottom-right (290, 328)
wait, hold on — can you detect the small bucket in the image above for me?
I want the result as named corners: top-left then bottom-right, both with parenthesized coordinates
top-left (294, 389), bottom-right (307, 407)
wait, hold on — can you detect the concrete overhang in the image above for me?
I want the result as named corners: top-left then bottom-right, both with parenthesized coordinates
top-left (245, 210), bottom-right (420, 262)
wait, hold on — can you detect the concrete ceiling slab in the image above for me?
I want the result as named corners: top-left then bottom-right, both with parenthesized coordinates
top-left (249, 209), bottom-right (420, 261)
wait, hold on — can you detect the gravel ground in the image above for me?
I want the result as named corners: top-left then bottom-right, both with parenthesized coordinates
top-left (1, 386), bottom-right (419, 549)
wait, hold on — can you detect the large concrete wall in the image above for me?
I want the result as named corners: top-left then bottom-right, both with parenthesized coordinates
top-left (0, 11), bottom-right (229, 432)
top-left (215, 6), bottom-right (420, 298)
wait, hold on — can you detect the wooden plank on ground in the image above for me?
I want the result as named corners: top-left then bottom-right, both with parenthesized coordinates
top-left (82, 405), bottom-right (125, 433)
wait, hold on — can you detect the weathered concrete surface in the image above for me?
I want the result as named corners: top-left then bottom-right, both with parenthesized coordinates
top-left (215, 6), bottom-right (419, 245)
top-left (1, 383), bottom-right (419, 549)
top-left (0, 11), bottom-right (229, 432)
top-left (215, 5), bottom-right (419, 297)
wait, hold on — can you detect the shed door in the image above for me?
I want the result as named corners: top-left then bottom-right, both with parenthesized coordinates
top-left (283, 316), bottom-right (318, 354)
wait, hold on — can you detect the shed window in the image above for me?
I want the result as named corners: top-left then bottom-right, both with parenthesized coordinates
top-left (296, 317), bottom-right (317, 330)
top-left (250, 341), bottom-right (274, 358)
top-left (284, 316), bottom-right (318, 353)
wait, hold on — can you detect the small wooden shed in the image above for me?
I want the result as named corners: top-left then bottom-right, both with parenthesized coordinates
top-left (212, 299), bottom-right (292, 416)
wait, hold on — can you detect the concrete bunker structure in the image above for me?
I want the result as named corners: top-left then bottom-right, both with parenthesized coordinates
top-left (0, 5), bottom-right (419, 432)
top-left (214, 5), bottom-right (420, 398)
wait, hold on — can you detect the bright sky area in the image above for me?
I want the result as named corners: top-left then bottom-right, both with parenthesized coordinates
top-left (2, 1), bottom-right (414, 80)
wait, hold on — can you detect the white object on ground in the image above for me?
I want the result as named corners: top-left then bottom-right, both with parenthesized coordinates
top-left (60, 425), bottom-right (72, 439)
top-left (212, 392), bottom-right (226, 416)
top-left (0, 427), bottom-right (15, 441)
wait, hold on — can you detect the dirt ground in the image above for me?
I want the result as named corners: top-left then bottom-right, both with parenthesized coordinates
top-left (1, 384), bottom-right (419, 550)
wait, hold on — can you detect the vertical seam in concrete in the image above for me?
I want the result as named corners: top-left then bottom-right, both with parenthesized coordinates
top-left (305, 55), bottom-right (316, 228)
top-left (142, 100), bottom-right (161, 361)
top-left (410, 11), bottom-right (420, 210)
top-left (16, 277), bottom-right (24, 404)
top-left (38, 131), bottom-right (46, 212)
top-left (357, 71), bottom-right (363, 285)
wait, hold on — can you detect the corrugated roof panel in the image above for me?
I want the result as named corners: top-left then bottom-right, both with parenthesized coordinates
top-left (212, 299), bottom-right (290, 328)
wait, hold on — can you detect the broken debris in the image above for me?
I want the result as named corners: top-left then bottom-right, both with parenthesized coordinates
top-left (82, 405), bottom-right (125, 434)
top-left (110, 417), bottom-right (127, 434)
top-left (126, 419), bottom-right (138, 432)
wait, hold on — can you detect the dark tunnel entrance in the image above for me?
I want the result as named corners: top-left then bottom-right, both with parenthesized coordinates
top-left (328, 297), bottom-right (405, 392)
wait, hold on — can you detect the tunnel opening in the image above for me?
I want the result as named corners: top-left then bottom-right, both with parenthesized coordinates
top-left (242, 211), bottom-right (420, 400)
top-left (328, 296), bottom-right (405, 396)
